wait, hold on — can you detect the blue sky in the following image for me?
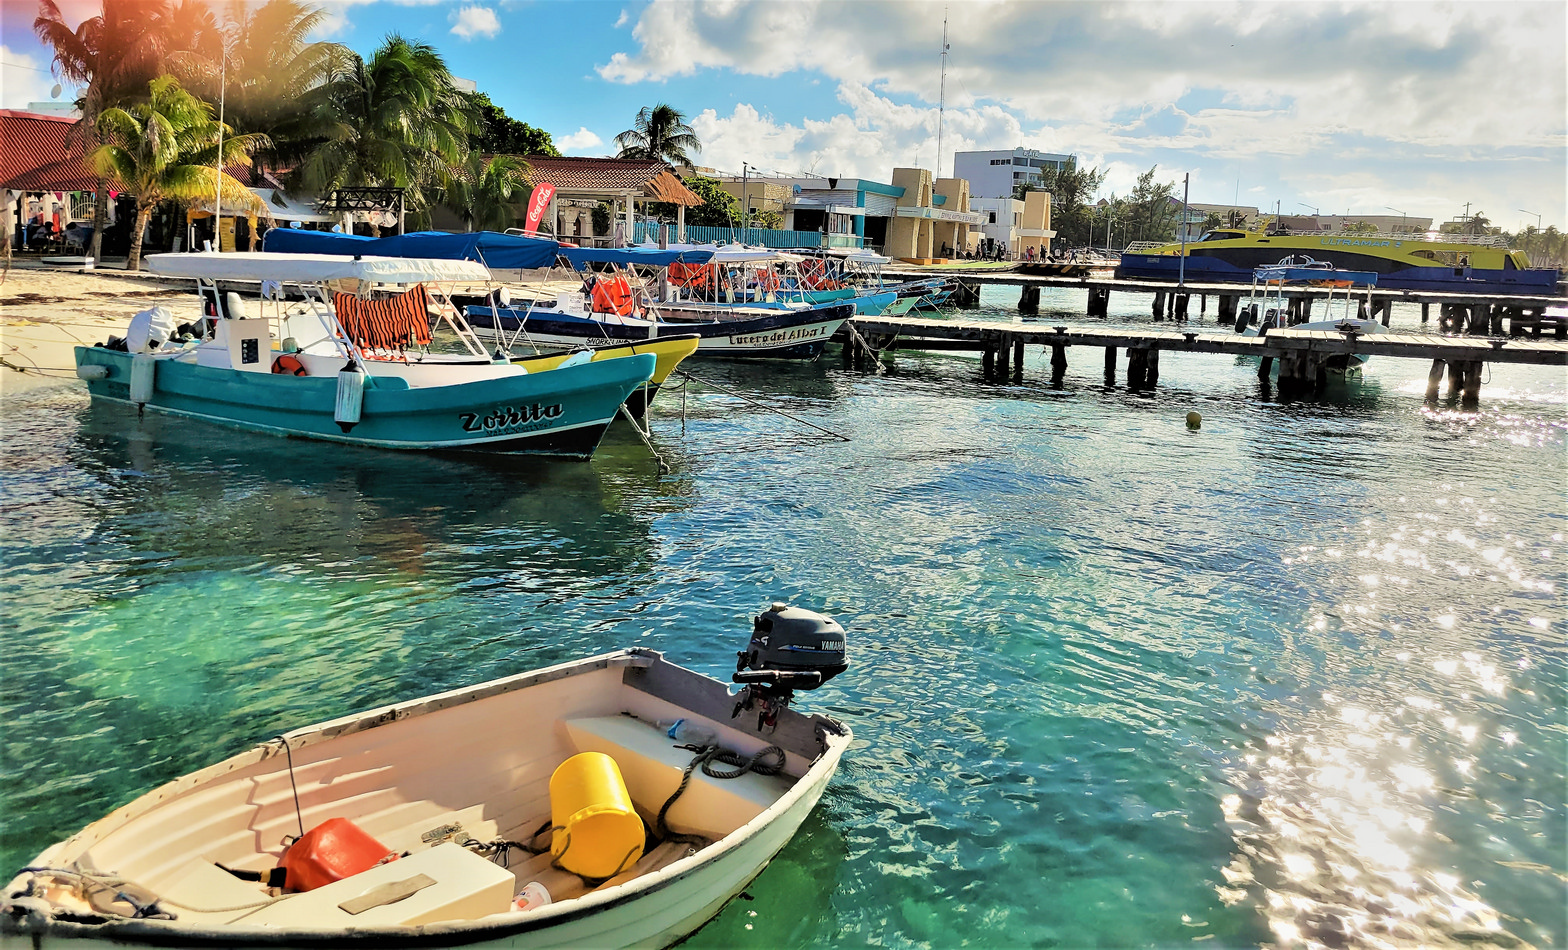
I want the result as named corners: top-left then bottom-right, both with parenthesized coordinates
top-left (4, 0), bottom-right (1564, 232)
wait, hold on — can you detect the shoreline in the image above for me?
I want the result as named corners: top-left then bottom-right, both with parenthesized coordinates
top-left (1, 261), bottom-right (190, 396)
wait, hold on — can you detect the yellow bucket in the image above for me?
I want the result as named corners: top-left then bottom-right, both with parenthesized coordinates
top-left (549, 752), bottom-right (645, 878)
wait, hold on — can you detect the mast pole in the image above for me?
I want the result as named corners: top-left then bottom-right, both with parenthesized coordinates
top-left (936, 9), bottom-right (948, 177)
top-left (1178, 172), bottom-right (1189, 287)
top-left (213, 37), bottom-right (226, 252)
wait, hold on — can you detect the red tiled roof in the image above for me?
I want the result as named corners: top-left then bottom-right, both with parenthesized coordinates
top-left (0, 110), bottom-right (98, 192)
top-left (522, 156), bottom-right (704, 206)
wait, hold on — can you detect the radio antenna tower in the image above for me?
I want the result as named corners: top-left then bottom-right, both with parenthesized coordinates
top-left (936, 9), bottom-right (949, 178)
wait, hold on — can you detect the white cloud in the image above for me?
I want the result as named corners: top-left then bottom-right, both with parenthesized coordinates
top-left (556, 127), bottom-right (605, 154)
top-left (614, 9), bottom-right (629, 28)
top-left (1, 46), bottom-right (73, 111)
top-left (449, 5), bottom-right (501, 40)
top-left (600, 0), bottom-right (1567, 225)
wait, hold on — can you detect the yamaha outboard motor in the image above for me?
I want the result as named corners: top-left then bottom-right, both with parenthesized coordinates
top-left (732, 602), bottom-right (847, 731)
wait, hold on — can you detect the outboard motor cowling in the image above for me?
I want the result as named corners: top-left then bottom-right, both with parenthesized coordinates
top-left (732, 602), bottom-right (847, 731)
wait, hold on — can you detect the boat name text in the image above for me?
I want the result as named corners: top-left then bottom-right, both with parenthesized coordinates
top-left (1319, 238), bottom-right (1403, 249)
top-left (729, 325), bottom-right (831, 347)
top-left (460, 402), bottom-right (563, 434)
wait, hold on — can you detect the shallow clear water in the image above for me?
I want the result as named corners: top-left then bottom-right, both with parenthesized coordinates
top-left (2, 288), bottom-right (1564, 948)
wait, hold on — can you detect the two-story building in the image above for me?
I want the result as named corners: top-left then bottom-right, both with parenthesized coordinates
top-left (953, 148), bottom-right (1075, 199)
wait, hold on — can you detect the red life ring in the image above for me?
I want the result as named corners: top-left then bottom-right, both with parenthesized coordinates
top-left (590, 276), bottom-right (636, 316)
top-left (271, 353), bottom-right (307, 376)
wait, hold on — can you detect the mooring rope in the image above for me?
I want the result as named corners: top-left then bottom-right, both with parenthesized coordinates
top-left (675, 372), bottom-right (851, 442)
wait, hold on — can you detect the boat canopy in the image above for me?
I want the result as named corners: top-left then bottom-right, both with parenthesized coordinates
top-left (262, 228), bottom-right (560, 270)
top-left (1253, 263), bottom-right (1379, 286)
top-left (145, 252), bottom-right (492, 284)
top-left (560, 246), bottom-right (716, 270)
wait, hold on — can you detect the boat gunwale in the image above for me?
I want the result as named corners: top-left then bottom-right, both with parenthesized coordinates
top-left (3, 649), bottom-right (853, 947)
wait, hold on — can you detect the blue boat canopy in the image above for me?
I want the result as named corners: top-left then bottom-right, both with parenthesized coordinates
top-left (263, 228), bottom-right (560, 270)
top-left (559, 246), bottom-right (715, 270)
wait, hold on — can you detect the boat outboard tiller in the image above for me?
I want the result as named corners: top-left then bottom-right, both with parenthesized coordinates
top-left (732, 602), bottom-right (847, 731)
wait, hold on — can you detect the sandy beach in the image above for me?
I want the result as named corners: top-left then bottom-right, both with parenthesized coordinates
top-left (0, 262), bottom-right (192, 396)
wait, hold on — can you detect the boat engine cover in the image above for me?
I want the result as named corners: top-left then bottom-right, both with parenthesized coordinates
top-left (743, 604), bottom-right (847, 686)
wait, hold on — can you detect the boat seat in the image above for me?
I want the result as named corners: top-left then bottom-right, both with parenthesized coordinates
top-left (561, 716), bottom-right (793, 841)
top-left (145, 858), bottom-right (275, 925)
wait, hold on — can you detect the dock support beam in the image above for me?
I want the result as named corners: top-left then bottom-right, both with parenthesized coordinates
top-left (1173, 294), bottom-right (1190, 322)
top-left (1217, 295), bottom-right (1237, 326)
top-left (1127, 348), bottom-right (1152, 389)
top-left (1050, 341), bottom-right (1068, 388)
top-left (1421, 302), bottom-right (1430, 325)
top-left (1258, 354), bottom-right (1274, 379)
top-left (952, 279), bottom-right (981, 309)
top-left (1019, 285), bottom-right (1040, 314)
top-left (1146, 347), bottom-right (1161, 387)
top-left (1425, 359), bottom-right (1445, 402)
top-left (1014, 338), bottom-right (1026, 378)
top-left (1461, 360), bottom-right (1482, 406)
top-left (1152, 292), bottom-right (1167, 320)
top-left (1372, 298), bottom-right (1392, 327)
top-left (1088, 287), bottom-right (1110, 318)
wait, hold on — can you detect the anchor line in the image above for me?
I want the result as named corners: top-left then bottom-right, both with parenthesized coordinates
top-left (675, 371), bottom-right (851, 442)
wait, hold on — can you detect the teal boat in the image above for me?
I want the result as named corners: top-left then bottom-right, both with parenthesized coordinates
top-left (73, 252), bottom-right (655, 457)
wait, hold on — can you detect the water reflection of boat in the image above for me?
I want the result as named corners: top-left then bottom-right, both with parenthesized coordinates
top-left (3, 634), bottom-right (851, 950)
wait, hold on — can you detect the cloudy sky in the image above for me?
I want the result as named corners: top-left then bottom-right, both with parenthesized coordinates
top-left (4, 0), bottom-right (1564, 231)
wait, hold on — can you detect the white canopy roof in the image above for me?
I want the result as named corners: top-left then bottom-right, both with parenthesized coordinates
top-left (145, 252), bottom-right (491, 284)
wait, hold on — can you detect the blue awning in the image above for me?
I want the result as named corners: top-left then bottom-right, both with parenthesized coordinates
top-left (559, 246), bottom-right (715, 270)
top-left (262, 228), bottom-right (560, 270)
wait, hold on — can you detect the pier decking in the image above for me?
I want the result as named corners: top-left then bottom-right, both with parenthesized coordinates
top-left (847, 315), bottom-right (1568, 404)
top-left (883, 266), bottom-right (1566, 330)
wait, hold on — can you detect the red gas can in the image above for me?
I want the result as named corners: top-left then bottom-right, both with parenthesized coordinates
top-left (277, 818), bottom-right (398, 891)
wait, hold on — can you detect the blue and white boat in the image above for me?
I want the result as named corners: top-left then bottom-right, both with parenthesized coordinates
top-left (73, 253), bottom-right (655, 457)
top-left (471, 246), bottom-right (855, 360)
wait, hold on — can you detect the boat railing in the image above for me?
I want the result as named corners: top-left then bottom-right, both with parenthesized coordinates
top-left (1272, 228), bottom-right (1510, 248)
top-left (1123, 241), bottom-right (1164, 253)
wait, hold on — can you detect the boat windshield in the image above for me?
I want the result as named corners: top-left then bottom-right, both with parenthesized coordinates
top-left (1201, 231), bottom-right (1246, 242)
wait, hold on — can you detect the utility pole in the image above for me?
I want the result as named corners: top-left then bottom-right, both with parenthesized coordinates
top-left (1178, 172), bottom-right (1189, 287)
top-left (741, 162), bottom-right (749, 239)
top-left (936, 9), bottom-right (948, 177)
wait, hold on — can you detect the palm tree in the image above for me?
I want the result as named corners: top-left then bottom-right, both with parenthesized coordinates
top-left (34, 0), bottom-right (172, 262)
top-left (215, 0), bottom-right (346, 178)
top-left (293, 34), bottom-right (474, 234)
top-left (614, 104), bottom-right (701, 166)
top-left (88, 75), bottom-right (266, 271)
top-left (442, 151), bottom-right (530, 232)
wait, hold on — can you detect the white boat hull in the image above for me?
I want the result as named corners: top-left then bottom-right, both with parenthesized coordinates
top-left (1, 650), bottom-right (851, 949)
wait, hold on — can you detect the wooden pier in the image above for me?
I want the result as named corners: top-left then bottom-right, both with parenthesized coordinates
top-left (846, 315), bottom-right (1568, 405)
top-left (883, 267), bottom-right (1566, 334)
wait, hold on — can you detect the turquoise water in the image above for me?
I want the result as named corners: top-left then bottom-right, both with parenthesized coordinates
top-left (2, 290), bottom-right (1564, 948)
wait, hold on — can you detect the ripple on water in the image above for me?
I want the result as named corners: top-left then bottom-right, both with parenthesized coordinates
top-left (1, 347), bottom-right (1562, 949)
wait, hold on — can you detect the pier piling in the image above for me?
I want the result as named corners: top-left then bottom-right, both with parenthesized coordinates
top-left (1461, 361), bottom-right (1482, 406)
top-left (1051, 341), bottom-right (1068, 387)
top-left (1425, 359), bottom-right (1445, 401)
top-left (1104, 345), bottom-right (1117, 384)
top-left (952, 279), bottom-right (982, 309)
top-left (1152, 292), bottom-right (1167, 320)
top-left (1088, 287), bottom-right (1111, 318)
top-left (1019, 286), bottom-right (1040, 313)
top-left (1146, 348), bottom-right (1161, 387)
top-left (1174, 294), bottom-right (1190, 322)
top-left (1421, 303), bottom-right (1431, 325)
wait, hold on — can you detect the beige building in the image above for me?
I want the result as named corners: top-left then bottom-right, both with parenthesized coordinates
top-left (884, 168), bottom-right (986, 262)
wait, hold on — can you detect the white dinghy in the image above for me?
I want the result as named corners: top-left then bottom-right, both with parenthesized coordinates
top-left (0, 607), bottom-right (852, 949)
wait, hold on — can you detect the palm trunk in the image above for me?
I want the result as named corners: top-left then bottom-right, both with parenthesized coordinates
top-left (90, 179), bottom-right (109, 263)
top-left (127, 204), bottom-right (152, 272)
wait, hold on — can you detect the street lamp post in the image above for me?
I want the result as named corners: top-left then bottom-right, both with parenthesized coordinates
top-left (1384, 206), bottom-right (1406, 233)
top-left (1519, 209), bottom-right (1541, 232)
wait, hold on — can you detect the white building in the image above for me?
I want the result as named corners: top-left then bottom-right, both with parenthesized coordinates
top-left (953, 148), bottom-right (1075, 199)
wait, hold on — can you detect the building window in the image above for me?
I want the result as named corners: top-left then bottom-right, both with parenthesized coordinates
top-left (988, 211), bottom-right (996, 224)
top-left (990, 159), bottom-right (1008, 166)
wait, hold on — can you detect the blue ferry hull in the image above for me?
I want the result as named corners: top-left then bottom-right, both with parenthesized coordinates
top-left (1117, 253), bottom-right (1559, 294)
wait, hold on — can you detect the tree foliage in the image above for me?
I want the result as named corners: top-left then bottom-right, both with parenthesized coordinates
top-left (1506, 226), bottom-right (1567, 267)
top-left (441, 150), bottom-right (529, 232)
top-left (470, 93), bottom-right (558, 157)
top-left (1342, 219), bottom-right (1379, 234)
top-left (615, 104), bottom-right (700, 166)
top-left (87, 75), bottom-right (265, 270)
top-left (1020, 161), bottom-right (1106, 248)
top-left (35, 0), bottom-right (177, 260)
top-left (292, 34), bottom-right (475, 232)
top-left (648, 175), bottom-right (732, 228)
top-left (1123, 165), bottom-right (1179, 244)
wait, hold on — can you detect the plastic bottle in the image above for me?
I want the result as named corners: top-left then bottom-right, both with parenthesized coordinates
top-left (512, 881), bottom-right (551, 912)
top-left (655, 718), bottom-right (716, 746)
